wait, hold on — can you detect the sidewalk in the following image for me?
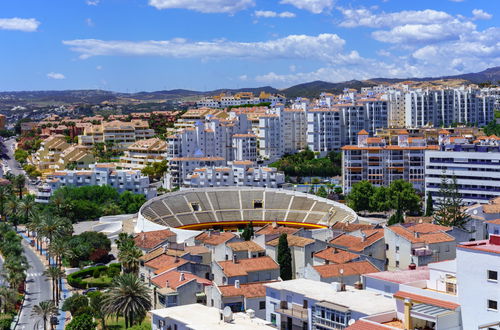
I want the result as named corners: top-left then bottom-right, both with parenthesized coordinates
top-left (18, 230), bottom-right (72, 330)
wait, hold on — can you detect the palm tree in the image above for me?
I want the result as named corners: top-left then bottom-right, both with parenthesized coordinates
top-left (0, 185), bottom-right (10, 221)
top-left (14, 175), bottom-right (25, 199)
top-left (27, 212), bottom-right (45, 252)
top-left (18, 195), bottom-right (36, 226)
top-left (32, 300), bottom-right (58, 330)
top-left (0, 287), bottom-right (19, 314)
top-left (89, 291), bottom-right (107, 330)
top-left (4, 197), bottom-right (19, 231)
top-left (43, 266), bottom-right (66, 304)
top-left (48, 238), bottom-right (68, 269)
top-left (115, 232), bottom-right (134, 251)
top-left (103, 274), bottom-right (152, 328)
top-left (118, 246), bottom-right (143, 275)
top-left (39, 216), bottom-right (73, 264)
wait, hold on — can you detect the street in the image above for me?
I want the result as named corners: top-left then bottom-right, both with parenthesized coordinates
top-left (16, 239), bottom-right (52, 330)
top-left (3, 138), bottom-right (25, 176)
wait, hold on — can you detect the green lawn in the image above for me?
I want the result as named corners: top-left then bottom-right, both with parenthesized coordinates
top-left (102, 315), bottom-right (151, 330)
top-left (82, 276), bottom-right (113, 285)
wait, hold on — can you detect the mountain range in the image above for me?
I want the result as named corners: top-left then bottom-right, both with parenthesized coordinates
top-left (1, 66), bottom-right (499, 105)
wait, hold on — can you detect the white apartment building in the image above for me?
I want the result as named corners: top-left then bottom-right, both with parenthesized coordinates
top-left (342, 129), bottom-right (435, 194)
top-left (119, 138), bottom-right (167, 170)
top-left (196, 92), bottom-right (286, 109)
top-left (35, 163), bottom-right (156, 203)
top-left (425, 131), bottom-right (500, 205)
top-left (78, 120), bottom-right (155, 151)
top-left (404, 87), bottom-right (495, 128)
top-left (164, 156), bottom-right (225, 189)
top-left (232, 134), bottom-right (257, 162)
top-left (184, 161), bottom-right (285, 189)
top-left (457, 235), bottom-right (500, 330)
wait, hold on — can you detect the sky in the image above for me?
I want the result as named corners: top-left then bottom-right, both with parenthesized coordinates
top-left (0, 0), bottom-right (499, 92)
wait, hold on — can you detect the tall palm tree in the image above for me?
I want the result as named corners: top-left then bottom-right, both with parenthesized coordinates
top-left (118, 246), bottom-right (143, 275)
top-left (103, 274), bottom-right (152, 328)
top-left (4, 197), bottom-right (19, 231)
top-left (39, 216), bottom-right (73, 264)
top-left (89, 291), bottom-right (107, 330)
top-left (18, 195), bottom-right (36, 226)
top-left (48, 238), bottom-right (68, 269)
top-left (115, 232), bottom-right (134, 251)
top-left (32, 300), bottom-right (58, 330)
top-left (0, 185), bottom-right (10, 221)
top-left (0, 287), bottom-right (19, 314)
top-left (14, 175), bottom-right (25, 199)
top-left (43, 266), bottom-right (66, 304)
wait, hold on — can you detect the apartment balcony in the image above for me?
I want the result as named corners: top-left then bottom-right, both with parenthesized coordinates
top-left (412, 247), bottom-right (433, 257)
top-left (276, 303), bottom-right (309, 322)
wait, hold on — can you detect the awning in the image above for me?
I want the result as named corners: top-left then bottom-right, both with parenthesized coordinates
top-left (411, 303), bottom-right (454, 318)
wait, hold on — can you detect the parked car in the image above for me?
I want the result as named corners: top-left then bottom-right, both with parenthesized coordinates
top-left (83, 287), bottom-right (99, 295)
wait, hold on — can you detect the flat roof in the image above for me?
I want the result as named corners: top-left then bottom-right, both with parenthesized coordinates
top-left (364, 267), bottom-right (429, 284)
top-left (151, 304), bottom-right (275, 329)
top-left (265, 279), bottom-right (394, 315)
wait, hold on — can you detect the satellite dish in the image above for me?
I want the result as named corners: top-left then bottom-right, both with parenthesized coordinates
top-left (223, 306), bottom-right (233, 323)
top-left (348, 319), bottom-right (356, 326)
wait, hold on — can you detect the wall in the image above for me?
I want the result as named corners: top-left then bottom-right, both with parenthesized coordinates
top-left (363, 276), bottom-right (399, 296)
top-left (246, 296), bottom-right (267, 320)
top-left (177, 280), bottom-right (203, 306)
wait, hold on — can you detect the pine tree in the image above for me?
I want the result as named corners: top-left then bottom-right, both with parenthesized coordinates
top-left (425, 192), bottom-right (434, 217)
top-left (387, 209), bottom-right (404, 226)
top-left (434, 175), bottom-right (468, 229)
top-left (277, 233), bottom-right (292, 280)
top-left (241, 222), bottom-right (253, 241)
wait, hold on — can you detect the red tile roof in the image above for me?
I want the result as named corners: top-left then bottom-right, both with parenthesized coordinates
top-left (346, 320), bottom-right (398, 330)
top-left (144, 254), bottom-right (188, 273)
top-left (134, 229), bottom-right (176, 250)
top-left (457, 235), bottom-right (500, 255)
top-left (195, 232), bottom-right (237, 246)
top-left (486, 219), bottom-right (500, 225)
top-left (331, 222), bottom-right (375, 232)
top-left (152, 270), bottom-right (211, 289)
top-left (329, 229), bottom-right (384, 252)
top-left (217, 256), bottom-right (279, 277)
top-left (393, 291), bottom-right (460, 310)
top-left (314, 248), bottom-right (359, 264)
top-left (266, 235), bottom-right (315, 247)
top-left (227, 241), bottom-right (265, 252)
top-left (313, 260), bottom-right (379, 278)
top-left (387, 225), bottom-right (454, 244)
top-left (255, 224), bottom-right (299, 236)
top-left (218, 281), bottom-right (277, 299)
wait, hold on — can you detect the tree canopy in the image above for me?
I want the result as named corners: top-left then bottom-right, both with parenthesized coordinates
top-left (65, 231), bottom-right (112, 267)
top-left (433, 176), bottom-right (469, 229)
top-left (270, 149), bottom-right (341, 178)
top-left (277, 233), bottom-right (292, 280)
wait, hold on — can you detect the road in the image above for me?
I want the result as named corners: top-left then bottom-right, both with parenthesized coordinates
top-left (3, 138), bottom-right (25, 176)
top-left (16, 239), bottom-right (52, 330)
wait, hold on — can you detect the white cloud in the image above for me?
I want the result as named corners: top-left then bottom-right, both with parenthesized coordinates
top-left (63, 34), bottom-right (347, 61)
top-left (238, 74), bottom-right (248, 81)
top-left (280, 0), bottom-right (334, 14)
top-left (86, 0), bottom-right (100, 5)
top-left (472, 9), bottom-right (492, 20)
top-left (449, 0), bottom-right (464, 2)
top-left (96, 65), bottom-right (103, 70)
top-left (254, 10), bottom-right (296, 18)
top-left (0, 18), bottom-right (40, 32)
top-left (85, 18), bottom-right (95, 27)
top-left (47, 72), bottom-right (66, 80)
top-left (148, 0), bottom-right (255, 14)
top-left (339, 8), bottom-right (453, 28)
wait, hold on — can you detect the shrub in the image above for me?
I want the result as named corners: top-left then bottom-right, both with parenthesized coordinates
top-left (92, 269), bottom-right (100, 279)
top-left (0, 314), bottom-right (13, 330)
top-left (107, 267), bottom-right (120, 278)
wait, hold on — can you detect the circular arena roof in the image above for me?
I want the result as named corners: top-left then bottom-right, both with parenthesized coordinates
top-left (138, 187), bottom-right (357, 230)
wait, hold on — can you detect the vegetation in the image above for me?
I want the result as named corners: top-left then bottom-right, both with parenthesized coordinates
top-left (41, 185), bottom-right (146, 222)
top-left (103, 273), bottom-right (152, 328)
top-left (43, 266), bottom-right (66, 304)
top-left (425, 191), bottom-right (434, 217)
top-left (67, 264), bottom-right (121, 289)
top-left (66, 313), bottom-right (97, 330)
top-left (347, 180), bottom-right (421, 220)
top-left (62, 294), bottom-right (90, 316)
top-left (0, 223), bottom-right (28, 292)
top-left (483, 118), bottom-right (500, 136)
top-left (241, 222), bottom-right (254, 241)
top-left (64, 232), bottom-right (112, 268)
top-left (277, 233), bottom-right (292, 281)
top-left (116, 233), bottom-right (142, 274)
top-left (13, 149), bottom-right (29, 164)
top-left (434, 176), bottom-right (469, 229)
top-left (141, 160), bottom-right (168, 181)
top-left (31, 300), bottom-right (59, 330)
top-left (270, 149), bottom-right (341, 178)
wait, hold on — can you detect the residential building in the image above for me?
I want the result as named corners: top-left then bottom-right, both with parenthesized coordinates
top-left (225, 240), bottom-right (266, 261)
top-left (151, 270), bottom-right (211, 308)
top-left (196, 91), bottom-right (285, 109)
top-left (35, 163), bottom-right (156, 203)
top-left (142, 253), bottom-right (211, 283)
top-left (304, 260), bottom-right (379, 285)
top-left (119, 137), bottom-right (167, 170)
top-left (425, 131), bottom-right (500, 205)
top-left (150, 303), bottom-right (275, 330)
top-left (78, 119), bottom-right (155, 151)
top-left (183, 161), bottom-right (285, 189)
top-left (31, 135), bottom-right (70, 171)
top-left (457, 235), bottom-right (500, 330)
top-left (194, 231), bottom-right (240, 261)
top-left (342, 129), bottom-right (437, 194)
top-left (363, 266), bottom-right (430, 296)
top-left (164, 156), bottom-right (225, 189)
top-left (384, 223), bottom-right (456, 271)
top-left (265, 279), bottom-right (394, 330)
top-left (313, 247), bottom-right (361, 266)
top-left (206, 281), bottom-right (277, 319)
top-left (133, 229), bottom-right (177, 253)
top-left (212, 256), bottom-right (280, 285)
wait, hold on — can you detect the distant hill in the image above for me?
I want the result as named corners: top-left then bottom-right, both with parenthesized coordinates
top-left (0, 67), bottom-right (498, 105)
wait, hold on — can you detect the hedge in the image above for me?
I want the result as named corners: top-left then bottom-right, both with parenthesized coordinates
top-left (67, 264), bottom-right (121, 289)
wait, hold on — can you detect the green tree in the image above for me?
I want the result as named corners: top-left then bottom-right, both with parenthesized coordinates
top-left (5, 197), bottom-right (20, 231)
top-left (31, 300), bottom-right (58, 330)
top-left (434, 176), bottom-right (469, 229)
top-left (65, 231), bottom-right (111, 267)
top-left (346, 181), bottom-right (375, 213)
top-left (43, 266), bottom-right (66, 304)
top-left (118, 245), bottom-right (143, 275)
top-left (0, 287), bottom-right (19, 314)
top-left (387, 180), bottom-right (421, 214)
top-left (18, 195), bottom-right (36, 225)
top-left (316, 186), bottom-right (328, 198)
top-left (62, 294), bottom-right (90, 316)
top-left (425, 192), bottom-right (434, 217)
top-left (277, 234), bottom-right (292, 280)
top-left (13, 175), bottom-right (25, 199)
top-left (369, 186), bottom-right (391, 212)
top-left (141, 160), bottom-right (168, 181)
top-left (241, 222), bottom-right (254, 241)
top-left (88, 291), bottom-right (107, 330)
top-left (103, 274), bottom-right (152, 328)
top-left (66, 313), bottom-right (97, 330)
top-left (387, 209), bottom-right (404, 225)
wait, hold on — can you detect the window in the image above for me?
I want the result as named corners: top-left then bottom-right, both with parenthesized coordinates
top-left (488, 270), bottom-right (498, 282)
top-left (396, 261), bottom-right (399, 268)
top-left (270, 313), bottom-right (277, 326)
top-left (190, 203), bottom-right (200, 211)
top-left (259, 301), bottom-right (266, 310)
top-left (395, 246), bottom-right (399, 252)
top-left (446, 282), bottom-right (456, 295)
top-left (488, 299), bottom-right (498, 311)
top-left (303, 300), bottom-right (308, 309)
top-left (253, 200), bottom-right (263, 209)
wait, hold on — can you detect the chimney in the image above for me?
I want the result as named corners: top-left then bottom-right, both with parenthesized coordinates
top-left (208, 231), bottom-right (211, 237)
top-left (361, 232), bottom-right (366, 242)
top-left (233, 255), bottom-right (238, 264)
top-left (163, 245), bottom-right (167, 253)
top-left (175, 255), bottom-right (179, 263)
top-left (235, 280), bottom-right (240, 289)
top-left (414, 232), bottom-right (420, 238)
top-left (272, 221), bottom-right (278, 229)
top-left (179, 273), bottom-right (185, 281)
top-left (333, 248), bottom-right (338, 254)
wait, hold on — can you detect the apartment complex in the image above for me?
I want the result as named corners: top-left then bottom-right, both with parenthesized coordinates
top-left (184, 161), bottom-right (285, 189)
top-left (30, 135), bottom-right (70, 171)
top-left (119, 137), bottom-right (167, 170)
top-left (196, 91), bottom-right (285, 109)
top-left (342, 129), bottom-right (437, 194)
top-left (425, 131), bottom-right (500, 205)
top-left (78, 119), bottom-right (155, 151)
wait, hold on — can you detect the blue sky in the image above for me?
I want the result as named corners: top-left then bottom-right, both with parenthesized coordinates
top-left (0, 0), bottom-right (498, 92)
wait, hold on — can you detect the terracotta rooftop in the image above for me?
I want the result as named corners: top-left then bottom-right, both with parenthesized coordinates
top-left (134, 229), bottom-right (176, 250)
top-left (314, 248), bottom-right (360, 264)
top-left (255, 224), bottom-right (299, 236)
top-left (151, 270), bottom-right (211, 289)
top-left (347, 319), bottom-right (400, 330)
top-left (218, 281), bottom-right (277, 299)
top-left (357, 129), bottom-right (369, 135)
top-left (483, 204), bottom-right (500, 214)
top-left (329, 229), bottom-right (384, 252)
top-left (363, 266), bottom-right (429, 284)
top-left (457, 235), bottom-right (500, 255)
top-left (195, 231), bottom-right (237, 246)
top-left (331, 222), bottom-right (375, 233)
top-left (139, 246), bottom-right (186, 262)
top-left (227, 241), bottom-right (265, 252)
top-left (394, 291), bottom-right (460, 310)
top-left (313, 260), bottom-right (379, 278)
top-left (387, 224), bottom-right (454, 244)
top-left (184, 245), bottom-right (210, 255)
top-left (144, 254), bottom-right (188, 273)
top-left (267, 235), bottom-right (315, 248)
top-left (486, 219), bottom-right (500, 225)
top-left (217, 256), bottom-right (279, 277)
